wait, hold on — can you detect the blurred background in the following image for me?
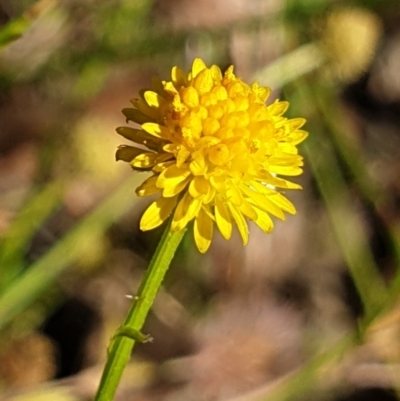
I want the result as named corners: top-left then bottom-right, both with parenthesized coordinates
top-left (1, 0), bottom-right (400, 400)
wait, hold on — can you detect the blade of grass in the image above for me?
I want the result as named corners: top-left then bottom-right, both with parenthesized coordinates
top-left (311, 88), bottom-right (400, 304)
top-left (313, 85), bottom-right (400, 308)
top-left (305, 128), bottom-right (388, 322)
top-left (0, 175), bottom-right (140, 332)
top-left (287, 82), bottom-right (388, 323)
top-left (253, 43), bottom-right (325, 90)
top-left (0, 0), bottom-right (56, 50)
top-left (0, 16), bottom-right (30, 49)
top-left (310, 134), bottom-right (387, 321)
top-left (0, 181), bottom-right (64, 293)
top-left (311, 86), bottom-right (380, 205)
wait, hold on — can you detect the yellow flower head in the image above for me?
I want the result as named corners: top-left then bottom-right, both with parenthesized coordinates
top-left (116, 58), bottom-right (307, 253)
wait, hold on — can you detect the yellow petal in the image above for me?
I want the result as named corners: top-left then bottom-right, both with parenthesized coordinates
top-left (171, 66), bottom-right (187, 87)
top-left (155, 152), bottom-right (175, 164)
top-left (163, 176), bottom-right (190, 197)
top-left (268, 100), bottom-right (289, 116)
top-left (122, 108), bottom-right (153, 124)
top-left (163, 81), bottom-right (179, 97)
top-left (248, 180), bottom-right (272, 195)
top-left (140, 196), bottom-right (178, 230)
top-left (193, 69), bottom-right (213, 95)
top-left (116, 145), bottom-right (147, 162)
top-left (208, 144), bottom-right (230, 166)
top-left (190, 155), bottom-right (207, 176)
top-left (240, 184), bottom-right (285, 220)
top-left (209, 175), bottom-right (226, 192)
top-left (253, 207), bottom-right (274, 233)
top-left (144, 91), bottom-right (166, 108)
top-left (269, 165), bottom-right (303, 176)
top-left (181, 86), bottom-right (199, 108)
top-left (187, 197), bottom-right (202, 222)
top-left (116, 127), bottom-right (159, 149)
top-left (210, 65), bottom-right (222, 82)
top-left (189, 176), bottom-right (210, 198)
top-left (225, 183), bottom-right (243, 206)
top-left (268, 193), bottom-right (296, 215)
top-left (289, 130), bottom-right (308, 145)
top-left (131, 98), bottom-right (159, 120)
top-left (131, 152), bottom-right (159, 169)
top-left (227, 202), bottom-right (249, 245)
top-left (191, 58), bottom-right (207, 79)
top-left (287, 118), bottom-right (306, 131)
top-left (268, 154), bottom-right (303, 167)
top-left (157, 164), bottom-right (191, 189)
top-left (238, 200), bottom-right (257, 221)
top-left (215, 197), bottom-right (232, 240)
top-left (142, 123), bottom-right (171, 139)
top-left (171, 192), bottom-right (192, 231)
top-left (202, 184), bottom-right (215, 204)
top-left (153, 160), bottom-right (175, 173)
top-left (176, 147), bottom-right (191, 168)
top-left (194, 207), bottom-right (213, 253)
top-left (172, 193), bottom-right (203, 231)
top-left (258, 174), bottom-right (302, 190)
top-left (277, 143), bottom-right (298, 155)
top-left (197, 136), bottom-right (221, 150)
top-left (163, 143), bottom-right (180, 153)
top-left (252, 83), bottom-right (271, 102)
top-left (136, 175), bottom-right (161, 197)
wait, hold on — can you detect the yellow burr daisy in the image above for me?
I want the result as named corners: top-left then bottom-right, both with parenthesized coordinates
top-left (116, 58), bottom-right (307, 253)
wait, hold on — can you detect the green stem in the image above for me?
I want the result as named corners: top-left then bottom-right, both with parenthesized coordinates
top-left (94, 223), bottom-right (186, 401)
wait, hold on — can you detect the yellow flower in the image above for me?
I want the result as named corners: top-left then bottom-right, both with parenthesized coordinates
top-left (116, 58), bottom-right (307, 253)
